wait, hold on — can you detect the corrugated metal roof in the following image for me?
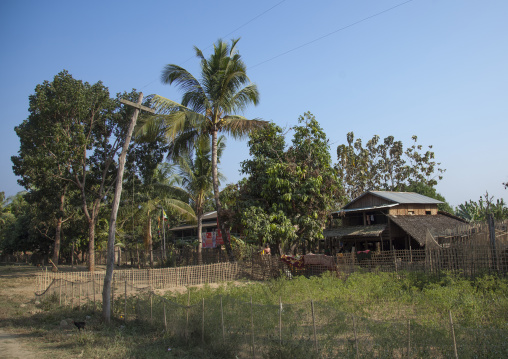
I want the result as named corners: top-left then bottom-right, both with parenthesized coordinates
top-left (202, 211), bottom-right (217, 220)
top-left (370, 191), bottom-right (443, 204)
top-left (332, 203), bottom-right (398, 214)
top-left (323, 224), bottom-right (386, 238)
top-left (169, 222), bottom-right (216, 231)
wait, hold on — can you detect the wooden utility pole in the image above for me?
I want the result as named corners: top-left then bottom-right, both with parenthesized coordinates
top-left (102, 92), bottom-right (155, 323)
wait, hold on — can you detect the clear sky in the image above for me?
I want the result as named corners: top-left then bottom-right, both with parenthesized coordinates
top-left (1, 0), bottom-right (507, 207)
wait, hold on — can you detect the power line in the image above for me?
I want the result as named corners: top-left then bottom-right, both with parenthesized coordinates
top-left (140, 0), bottom-right (287, 91)
top-left (250, 0), bottom-right (416, 70)
top-left (179, 0), bottom-right (288, 66)
top-left (222, 0), bottom-right (287, 39)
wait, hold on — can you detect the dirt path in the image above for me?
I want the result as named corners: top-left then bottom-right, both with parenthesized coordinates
top-left (0, 329), bottom-right (38, 359)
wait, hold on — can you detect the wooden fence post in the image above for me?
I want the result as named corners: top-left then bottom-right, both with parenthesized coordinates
top-left (449, 310), bottom-right (458, 359)
top-left (352, 314), bottom-right (359, 359)
top-left (251, 297), bottom-right (255, 359)
top-left (311, 300), bottom-right (318, 354)
top-left (221, 296), bottom-right (225, 343)
top-left (186, 289), bottom-right (190, 341)
top-left (279, 297), bottom-right (282, 346)
top-left (407, 319), bottom-right (411, 358)
top-left (202, 298), bottom-right (205, 344)
top-left (124, 280), bottom-right (127, 322)
top-left (92, 276), bottom-right (96, 312)
top-left (164, 301), bottom-right (167, 331)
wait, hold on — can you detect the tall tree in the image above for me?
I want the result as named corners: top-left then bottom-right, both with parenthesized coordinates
top-left (149, 38), bottom-right (265, 259)
top-left (336, 133), bottom-right (445, 202)
top-left (12, 71), bottom-right (92, 264)
top-left (177, 135), bottom-right (225, 260)
top-left (13, 71), bottom-right (139, 271)
top-left (237, 113), bottom-right (342, 254)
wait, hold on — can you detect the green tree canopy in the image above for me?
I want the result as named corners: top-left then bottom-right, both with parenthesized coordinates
top-left (230, 112), bottom-right (342, 254)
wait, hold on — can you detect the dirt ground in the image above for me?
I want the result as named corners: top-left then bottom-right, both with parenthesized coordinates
top-left (0, 265), bottom-right (45, 358)
top-left (0, 263), bottom-right (244, 358)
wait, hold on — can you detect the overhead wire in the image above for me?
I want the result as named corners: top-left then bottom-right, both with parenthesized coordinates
top-left (140, 0), bottom-right (288, 91)
top-left (249, 0), bottom-right (416, 70)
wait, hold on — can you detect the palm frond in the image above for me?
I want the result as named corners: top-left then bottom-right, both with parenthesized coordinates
top-left (221, 116), bottom-right (268, 139)
top-left (151, 95), bottom-right (190, 114)
top-left (161, 198), bottom-right (196, 223)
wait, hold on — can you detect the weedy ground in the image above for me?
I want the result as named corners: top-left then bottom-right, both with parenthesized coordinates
top-left (0, 264), bottom-right (507, 358)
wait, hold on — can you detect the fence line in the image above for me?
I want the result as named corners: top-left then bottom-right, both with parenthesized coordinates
top-left (35, 241), bottom-right (508, 295)
top-left (34, 278), bottom-right (508, 358)
top-left (35, 261), bottom-right (241, 295)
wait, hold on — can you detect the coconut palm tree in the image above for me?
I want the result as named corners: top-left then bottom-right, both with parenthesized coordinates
top-left (150, 38), bottom-right (265, 258)
top-left (134, 163), bottom-right (196, 267)
top-left (177, 135), bottom-right (225, 262)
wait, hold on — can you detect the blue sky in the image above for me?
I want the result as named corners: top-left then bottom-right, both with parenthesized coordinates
top-left (1, 0), bottom-right (507, 207)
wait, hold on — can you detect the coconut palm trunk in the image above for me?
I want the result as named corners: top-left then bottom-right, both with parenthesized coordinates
top-left (211, 129), bottom-right (233, 259)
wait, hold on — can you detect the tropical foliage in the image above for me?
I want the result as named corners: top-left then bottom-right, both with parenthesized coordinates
top-left (226, 113), bottom-right (342, 254)
top-left (149, 38), bottom-right (265, 258)
top-left (455, 195), bottom-right (508, 222)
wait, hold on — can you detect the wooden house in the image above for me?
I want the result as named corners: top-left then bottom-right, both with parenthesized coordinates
top-left (169, 211), bottom-right (218, 241)
top-left (324, 191), bottom-right (467, 252)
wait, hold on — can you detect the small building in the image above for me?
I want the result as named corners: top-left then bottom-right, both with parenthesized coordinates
top-left (169, 211), bottom-right (218, 241)
top-left (324, 191), bottom-right (467, 252)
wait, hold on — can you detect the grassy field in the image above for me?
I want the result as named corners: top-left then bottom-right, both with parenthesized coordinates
top-left (1, 264), bottom-right (507, 358)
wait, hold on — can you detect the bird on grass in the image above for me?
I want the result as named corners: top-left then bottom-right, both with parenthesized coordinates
top-left (73, 320), bottom-right (86, 331)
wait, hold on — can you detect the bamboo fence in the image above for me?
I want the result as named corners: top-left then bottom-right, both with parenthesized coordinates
top-left (34, 281), bottom-right (507, 358)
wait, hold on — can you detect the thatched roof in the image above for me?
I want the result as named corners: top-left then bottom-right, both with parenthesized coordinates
top-left (324, 224), bottom-right (386, 238)
top-left (388, 214), bottom-right (466, 247)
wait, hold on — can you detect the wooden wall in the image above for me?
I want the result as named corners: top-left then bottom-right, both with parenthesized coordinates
top-left (347, 194), bottom-right (391, 209)
top-left (388, 204), bottom-right (438, 216)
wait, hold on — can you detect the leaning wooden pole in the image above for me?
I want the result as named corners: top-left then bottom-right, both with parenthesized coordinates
top-left (102, 92), bottom-right (154, 323)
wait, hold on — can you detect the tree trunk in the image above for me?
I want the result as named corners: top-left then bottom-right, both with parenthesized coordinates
top-left (211, 129), bottom-right (234, 261)
top-left (88, 219), bottom-right (96, 272)
top-left (52, 216), bottom-right (63, 265)
top-left (103, 92), bottom-right (144, 323)
top-left (52, 189), bottom-right (67, 265)
top-left (197, 210), bottom-right (203, 265)
top-left (148, 215), bottom-right (153, 268)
